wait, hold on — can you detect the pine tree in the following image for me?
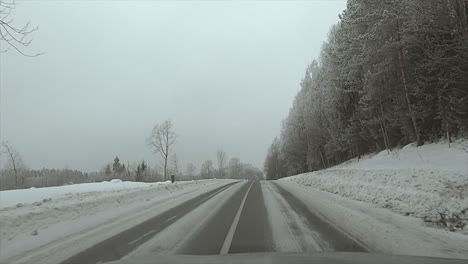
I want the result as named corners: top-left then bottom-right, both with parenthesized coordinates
top-left (140, 160), bottom-right (147, 172)
top-left (266, 0), bottom-right (468, 178)
top-left (112, 157), bottom-right (121, 174)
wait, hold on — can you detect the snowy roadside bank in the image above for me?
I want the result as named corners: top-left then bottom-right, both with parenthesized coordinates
top-left (275, 181), bottom-right (468, 259)
top-left (280, 140), bottom-right (468, 232)
top-left (0, 179), bottom-right (237, 263)
top-left (0, 179), bottom-right (176, 209)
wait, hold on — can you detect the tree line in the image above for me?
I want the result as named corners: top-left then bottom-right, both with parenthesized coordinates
top-left (264, 0), bottom-right (468, 180)
top-left (0, 144), bottom-right (160, 190)
top-left (146, 120), bottom-right (262, 180)
top-left (1, 119), bottom-right (263, 190)
top-left (199, 153), bottom-right (263, 180)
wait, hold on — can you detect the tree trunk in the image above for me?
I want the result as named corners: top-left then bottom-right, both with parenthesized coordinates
top-left (318, 147), bottom-right (327, 170)
top-left (384, 120), bottom-right (392, 151)
top-left (379, 104), bottom-right (391, 153)
top-left (398, 48), bottom-right (422, 146)
top-left (379, 117), bottom-right (390, 154)
top-left (325, 153), bottom-right (331, 168)
top-left (12, 163), bottom-right (18, 187)
top-left (396, 19), bottom-right (422, 146)
top-left (356, 139), bottom-right (361, 161)
top-left (275, 160), bottom-right (279, 180)
top-left (444, 110), bottom-right (452, 148)
top-left (447, 125), bottom-right (451, 148)
top-left (164, 146), bottom-right (169, 181)
top-left (463, 0), bottom-right (468, 30)
top-left (380, 78), bottom-right (392, 152)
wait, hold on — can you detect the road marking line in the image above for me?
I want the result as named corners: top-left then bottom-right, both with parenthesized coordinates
top-left (163, 215), bottom-right (177, 224)
top-left (125, 183), bottom-right (241, 256)
top-left (169, 182), bottom-right (242, 254)
top-left (219, 181), bottom-right (254, 255)
top-left (128, 230), bottom-right (156, 246)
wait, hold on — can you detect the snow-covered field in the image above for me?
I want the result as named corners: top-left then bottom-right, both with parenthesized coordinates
top-left (281, 139), bottom-right (468, 233)
top-left (0, 179), bottom-right (236, 263)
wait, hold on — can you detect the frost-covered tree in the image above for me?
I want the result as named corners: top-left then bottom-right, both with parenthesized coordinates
top-left (267, 0), bottom-right (468, 178)
top-left (264, 138), bottom-right (284, 180)
top-left (185, 163), bottom-right (196, 178)
top-left (228, 158), bottom-right (242, 179)
top-left (200, 160), bottom-right (214, 179)
top-left (112, 156), bottom-right (125, 175)
top-left (104, 164), bottom-right (112, 177)
top-left (216, 149), bottom-right (226, 178)
top-left (134, 160), bottom-right (147, 182)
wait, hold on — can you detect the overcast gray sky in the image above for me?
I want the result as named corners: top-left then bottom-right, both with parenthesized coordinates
top-left (1, 0), bottom-right (345, 173)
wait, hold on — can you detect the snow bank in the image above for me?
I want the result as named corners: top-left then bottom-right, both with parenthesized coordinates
top-left (0, 179), bottom-right (174, 209)
top-left (281, 140), bottom-right (468, 231)
top-left (335, 139), bottom-right (468, 172)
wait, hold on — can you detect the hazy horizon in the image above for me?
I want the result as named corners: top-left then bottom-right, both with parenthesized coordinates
top-left (1, 1), bottom-right (346, 173)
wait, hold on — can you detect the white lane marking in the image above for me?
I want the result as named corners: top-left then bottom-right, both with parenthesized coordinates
top-left (128, 230), bottom-right (157, 246)
top-left (219, 181), bottom-right (254, 255)
top-left (128, 183), bottom-right (238, 249)
top-left (128, 238), bottom-right (141, 246)
top-left (163, 216), bottom-right (177, 224)
top-left (144, 230), bottom-right (156, 237)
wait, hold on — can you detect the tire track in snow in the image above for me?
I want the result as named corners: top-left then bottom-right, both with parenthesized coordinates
top-left (273, 182), bottom-right (369, 253)
top-left (262, 181), bottom-right (327, 252)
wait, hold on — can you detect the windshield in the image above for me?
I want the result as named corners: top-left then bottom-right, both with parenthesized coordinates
top-left (1, 0), bottom-right (467, 263)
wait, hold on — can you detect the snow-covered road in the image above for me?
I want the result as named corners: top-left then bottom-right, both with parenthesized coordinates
top-left (1, 177), bottom-right (467, 264)
top-left (0, 179), bottom-right (237, 263)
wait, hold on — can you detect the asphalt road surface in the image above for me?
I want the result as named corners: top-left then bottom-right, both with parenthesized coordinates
top-left (61, 181), bottom-right (367, 264)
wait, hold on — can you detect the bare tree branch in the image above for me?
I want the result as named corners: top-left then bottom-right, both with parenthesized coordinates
top-left (2, 141), bottom-right (26, 187)
top-left (0, 0), bottom-right (42, 57)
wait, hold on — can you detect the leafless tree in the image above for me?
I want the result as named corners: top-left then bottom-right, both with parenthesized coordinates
top-left (171, 153), bottom-right (179, 177)
top-left (147, 120), bottom-right (177, 180)
top-left (228, 158), bottom-right (242, 179)
top-left (0, 0), bottom-right (41, 57)
top-left (185, 163), bottom-right (196, 178)
top-left (216, 149), bottom-right (226, 177)
top-left (2, 141), bottom-right (25, 187)
top-left (200, 160), bottom-right (214, 179)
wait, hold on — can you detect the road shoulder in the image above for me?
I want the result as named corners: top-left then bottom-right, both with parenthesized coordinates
top-left (274, 181), bottom-right (468, 259)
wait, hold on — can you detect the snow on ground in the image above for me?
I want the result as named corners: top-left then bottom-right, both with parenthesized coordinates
top-left (0, 179), bottom-right (174, 209)
top-left (281, 139), bottom-right (468, 232)
top-left (335, 139), bottom-right (467, 172)
top-left (0, 179), bottom-right (236, 263)
top-left (276, 181), bottom-right (468, 259)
